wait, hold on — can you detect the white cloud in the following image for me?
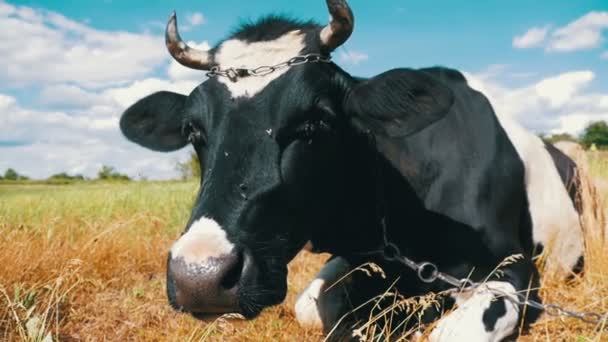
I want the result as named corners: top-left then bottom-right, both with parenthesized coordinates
top-left (0, 1), bottom-right (168, 88)
top-left (187, 12), bottom-right (205, 27)
top-left (0, 93), bottom-right (16, 108)
top-left (601, 51), bottom-right (608, 59)
top-left (0, 87), bottom-right (192, 180)
top-left (465, 67), bottom-right (608, 136)
top-left (533, 71), bottom-right (594, 109)
top-left (0, 2), bottom-right (203, 179)
top-left (39, 84), bottom-right (109, 109)
top-left (548, 11), bottom-right (608, 52)
top-left (104, 78), bottom-right (198, 108)
top-left (338, 50), bottom-right (369, 65)
top-left (512, 11), bottom-right (608, 53)
top-left (513, 26), bottom-right (550, 49)
top-left (179, 12), bottom-right (207, 32)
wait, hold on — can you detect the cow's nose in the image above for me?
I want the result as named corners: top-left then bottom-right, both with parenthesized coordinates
top-left (167, 248), bottom-right (245, 314)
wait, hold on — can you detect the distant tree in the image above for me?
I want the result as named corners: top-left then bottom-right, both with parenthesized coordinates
top-left (48, 172), bottom-right (85, 181)
top-left (3, 168), bottom-right (28, 181)
top-left (176, 152), bottom-right (201, 180)
top-left (4, 168), bottom-right (19, 180)
top-left (542, 132), bottom-right (578, 144)
top-left (97, 165), bottom-right (130, 181)
top-left (580, 121), bottom-right (608, 149)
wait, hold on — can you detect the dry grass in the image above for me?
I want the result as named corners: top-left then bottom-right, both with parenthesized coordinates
top-left (1, 150), bottom-right (607, 341)
top-left (0, 182), bottom-right (325, 341)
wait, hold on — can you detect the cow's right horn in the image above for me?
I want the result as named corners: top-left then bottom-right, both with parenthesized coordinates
top-left (320, 0), bottom-right (354, 52)
top-left (165, 12), bottom-right (212, 70)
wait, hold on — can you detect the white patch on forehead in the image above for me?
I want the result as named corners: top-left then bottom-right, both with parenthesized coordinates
top-left (214, 30), bottom-right (306, 98)
top-left (170, 217), bottom-right (234, 265)
top-left (430, 281), bottom-right (519, 342)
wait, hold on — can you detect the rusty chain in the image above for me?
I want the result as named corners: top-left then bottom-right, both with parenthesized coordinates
top-left (381, 242), bottom-right (607, 325)
top-left (205, 53), bottom-right (332, 82)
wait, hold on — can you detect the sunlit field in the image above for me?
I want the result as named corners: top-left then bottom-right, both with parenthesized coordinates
top-left (1, 152), bottom-right (607, 341)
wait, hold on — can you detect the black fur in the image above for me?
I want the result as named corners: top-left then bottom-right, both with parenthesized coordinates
top-left (228, 15), bottom-right (320, 44)
top-left (120, 91), bottom-right (188, 152)
top-left (544, 142), bottom-right (582, 212)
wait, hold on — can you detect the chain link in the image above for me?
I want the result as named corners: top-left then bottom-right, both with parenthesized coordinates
top-left (382, 243), bottom-right (608, 325)
top-left (205, 53), bottom-right (332, 82)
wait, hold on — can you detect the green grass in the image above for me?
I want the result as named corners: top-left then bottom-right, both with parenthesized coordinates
top-left (0, 181), bottom-right (196, 235)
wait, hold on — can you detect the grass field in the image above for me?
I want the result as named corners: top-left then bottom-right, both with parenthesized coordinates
top-left (0, 156), bottom-right (607, 341)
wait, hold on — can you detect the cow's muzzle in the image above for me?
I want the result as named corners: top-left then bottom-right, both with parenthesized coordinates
top-left (167, 248), bottom-right (252, 316)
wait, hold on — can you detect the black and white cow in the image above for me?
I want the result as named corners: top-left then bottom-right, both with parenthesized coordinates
top-left (119, 1), bottom-right (584, 340)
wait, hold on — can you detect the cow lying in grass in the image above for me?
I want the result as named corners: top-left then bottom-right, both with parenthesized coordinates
top-left (119, 1), bottom-right (583, 340)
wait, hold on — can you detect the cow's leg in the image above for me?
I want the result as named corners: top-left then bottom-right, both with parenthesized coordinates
top-left (429, 257), bottom-right (540, 342)
top-left (294, 256), bottom-right (353, 331)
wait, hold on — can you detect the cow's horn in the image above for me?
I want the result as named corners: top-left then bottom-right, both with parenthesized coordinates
top-left (320, 0), bottom-right (354, 51)
top-left (165, 11), bottom-right (212, 70)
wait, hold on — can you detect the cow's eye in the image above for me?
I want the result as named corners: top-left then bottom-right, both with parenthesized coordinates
top-left (185, 122), bottom-right (205, 145)
top-left (293, 119), bottom-right (332, 140)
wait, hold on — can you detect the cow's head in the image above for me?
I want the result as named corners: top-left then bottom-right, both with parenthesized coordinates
top-left (120, 0), bottom-right (453, 319)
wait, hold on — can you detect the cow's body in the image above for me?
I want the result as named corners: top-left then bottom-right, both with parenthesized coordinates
top-left (295, 68), bottom-right (584, 340)
top-left (119, 2), bottom-right (584, 341)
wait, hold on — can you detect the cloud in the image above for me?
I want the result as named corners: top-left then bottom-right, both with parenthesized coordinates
top-left (0, 75), bottom-right (198, 179)
top-left (465, 67), bottom-right (608, 136)
top-left (548, 11), bottom-right (608, 52)
top-left (338, 50), bottom-right (369, 65)
top-left (103, 78), bottom-right (198, 108)
top-left (0, 1), bottom-right (168, 88)
top-left (179, 12), bottom-right (206, 32)
top-left (39, 84), bottom-right (110, 109)
top-left (0, 88), bottom-right (192, 180)
top-left (187, 12), bottom-right (205, 27)
top-left (513, 26), bottom-right (550, 49)
top-left (601, 51), bottom-right (608, 59)
top-left (512, 11), bottom-right (608, 53)
top-left (0, 2), bottom-right (207, 180)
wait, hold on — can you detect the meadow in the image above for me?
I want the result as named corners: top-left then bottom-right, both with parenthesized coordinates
top-left (0, 152), bottom-right (607, 341)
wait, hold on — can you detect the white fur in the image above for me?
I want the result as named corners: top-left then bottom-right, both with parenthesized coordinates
top-left (170, 217), bottom-right (235, 265)
top-left (295, 278), bottom-right (326, 329)
top-left (214, 30), bottom-right (305, 98)
top-left (430, 282), bottom-right (519, 342)
top-left (295, 257), bottom-right (351, 330)
top-left (497, 116), bottom-right (583, 273)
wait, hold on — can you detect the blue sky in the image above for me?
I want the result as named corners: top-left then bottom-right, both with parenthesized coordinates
top-left (1, 1), bottom-right (607, 179)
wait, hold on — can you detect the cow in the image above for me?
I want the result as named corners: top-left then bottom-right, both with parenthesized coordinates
top-left (119, 1), bottom-right (584, 340)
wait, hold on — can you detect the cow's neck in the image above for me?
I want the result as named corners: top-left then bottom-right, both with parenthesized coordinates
top-left (308, 132), bottom-right (397, 257)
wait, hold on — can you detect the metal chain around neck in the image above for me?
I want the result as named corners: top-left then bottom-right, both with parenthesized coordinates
top-left (205, 53), bottom-right (332, 82)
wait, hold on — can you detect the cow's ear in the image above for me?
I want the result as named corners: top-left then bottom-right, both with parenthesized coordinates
top-left (120, 91), bottom-right (189, 152)
top-left (344, 69), bottom-right (454, 137)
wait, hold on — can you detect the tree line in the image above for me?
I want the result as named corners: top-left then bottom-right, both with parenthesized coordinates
top-left (0, 165), bottom-right (130, 182)
top-left (541, 121), bottom-right (608, 149)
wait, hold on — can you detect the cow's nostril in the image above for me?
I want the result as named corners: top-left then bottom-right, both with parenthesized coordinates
top-left (221, 250), bottom-right (244, 290)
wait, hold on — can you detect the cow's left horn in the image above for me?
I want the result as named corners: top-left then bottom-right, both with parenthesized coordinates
top-left (320, 0), bottom-right (354, 51)
top-left (165, 11), bottom-right (212, 70)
